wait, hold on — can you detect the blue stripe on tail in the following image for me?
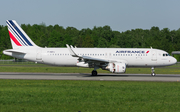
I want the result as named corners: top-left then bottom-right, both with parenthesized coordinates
top-left (6, 21), bottom-right (27, 46)
top-left (8, 20), bottom-right (33, 46)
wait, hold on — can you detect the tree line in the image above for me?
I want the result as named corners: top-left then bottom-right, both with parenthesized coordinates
top-left (0, 23), bottom-right (180, 61)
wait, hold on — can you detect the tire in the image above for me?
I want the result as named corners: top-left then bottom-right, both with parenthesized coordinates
top-left (151, 73), bottom-right (156, 76)
top-left (92, 70), bottom-right (97, 76)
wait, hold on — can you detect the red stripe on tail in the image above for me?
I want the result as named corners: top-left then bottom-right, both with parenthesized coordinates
top-left (8, 30), bottom-right (22, 46)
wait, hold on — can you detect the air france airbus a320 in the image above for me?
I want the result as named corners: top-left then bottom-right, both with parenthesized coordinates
top-left (3, 20), bottom-right (177, 76)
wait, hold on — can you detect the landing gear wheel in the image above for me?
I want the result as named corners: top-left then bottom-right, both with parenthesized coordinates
top-left (151, 72), bottom-right (156, 76)
top-left (92, 70), bottom-right (97, 76)
top-left (151, 67), bottom-right (156, 76)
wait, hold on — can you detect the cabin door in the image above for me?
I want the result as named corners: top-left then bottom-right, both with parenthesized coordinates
top-left (36, 49), bottom-right (42, 60)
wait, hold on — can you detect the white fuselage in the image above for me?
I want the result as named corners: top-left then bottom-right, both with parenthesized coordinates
top-left (3, 47), bottom-right (177, 68)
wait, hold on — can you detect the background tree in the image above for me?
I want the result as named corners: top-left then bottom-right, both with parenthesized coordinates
top-left (0, 23), bottom-right (180, 61)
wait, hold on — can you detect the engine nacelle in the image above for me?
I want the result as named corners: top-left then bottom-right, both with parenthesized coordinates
top-left (76, 62), bottom-right (89, 68)
top-left (106, 62), bottom-right (126, 73)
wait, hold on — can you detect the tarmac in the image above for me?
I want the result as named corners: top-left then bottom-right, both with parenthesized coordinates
top-left (0, 72), bottom-right (180, 82)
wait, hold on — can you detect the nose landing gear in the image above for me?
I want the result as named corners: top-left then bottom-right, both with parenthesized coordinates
top-left (151, 67), bottom-right (156, 76)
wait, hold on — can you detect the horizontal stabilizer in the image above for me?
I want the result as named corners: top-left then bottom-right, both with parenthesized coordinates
top-left (3, 49), bottom-right (26, 54)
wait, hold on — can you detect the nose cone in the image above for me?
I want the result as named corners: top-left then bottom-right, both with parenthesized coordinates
top-left (172, 57), bottom-right (177, 65)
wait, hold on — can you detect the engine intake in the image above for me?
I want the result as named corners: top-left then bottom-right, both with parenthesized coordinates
top-left (106, 62), bottom-right (126, 73)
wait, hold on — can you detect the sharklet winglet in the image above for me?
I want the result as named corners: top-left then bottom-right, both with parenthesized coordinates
top-left (66, 44), bottom-right (79, 57)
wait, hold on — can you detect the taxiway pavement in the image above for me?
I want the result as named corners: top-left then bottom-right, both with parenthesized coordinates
top-left (0, 72), bottom-right (180, 81)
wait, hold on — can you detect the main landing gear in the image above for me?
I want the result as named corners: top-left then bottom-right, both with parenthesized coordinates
top-left (91, 65), bottom-right (99, 76)
top-left (92, 70), bottom-right (97, 76)
top-left (151, 67), bottom-right (156, 76)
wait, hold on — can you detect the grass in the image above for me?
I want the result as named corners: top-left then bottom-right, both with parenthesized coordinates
top-left (0, 62), bottom-right (180, 74)
top-left (0, 62), bottom-right (180, 111)
top-left (0, 80), bottom-right (180, 112)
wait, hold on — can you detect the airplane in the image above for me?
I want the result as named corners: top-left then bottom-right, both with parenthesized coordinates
top-left (3, 20), bottom-right (177, 76)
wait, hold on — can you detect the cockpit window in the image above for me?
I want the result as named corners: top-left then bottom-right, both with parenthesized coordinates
top-left (163, 53), bottom-right (170, 56)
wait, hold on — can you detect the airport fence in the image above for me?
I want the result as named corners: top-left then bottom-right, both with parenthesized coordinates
top-left (0, 59), bottom-right (36, 64)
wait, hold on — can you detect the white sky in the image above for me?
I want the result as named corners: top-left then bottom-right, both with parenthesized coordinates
top-left (0, 0), bottom-right (180, 32)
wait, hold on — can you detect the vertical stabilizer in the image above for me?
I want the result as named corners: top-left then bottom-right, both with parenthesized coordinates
top-left (6, 20), bottom-right (39, 49)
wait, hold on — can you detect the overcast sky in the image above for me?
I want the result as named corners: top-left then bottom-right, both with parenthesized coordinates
top-left (0, 0), bottom-right (180, 32)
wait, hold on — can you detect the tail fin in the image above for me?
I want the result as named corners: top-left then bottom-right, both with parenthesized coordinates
top-left (6, 20), bottom-right (39, 49)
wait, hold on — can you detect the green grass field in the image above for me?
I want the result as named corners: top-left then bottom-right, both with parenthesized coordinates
top-left (0, 80), bottom-right (180, 112)
top-left (0, 62), bottom-right (180, 74)
top-left (0, 62), bottom-right (180, 111)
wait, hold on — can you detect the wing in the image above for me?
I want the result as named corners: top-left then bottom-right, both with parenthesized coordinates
top-left (66, 44), bottom-right (108, 62)
top-left (66, 44), bottom-right (123, 63)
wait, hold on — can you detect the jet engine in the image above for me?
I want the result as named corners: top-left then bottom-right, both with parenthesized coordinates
top-left (105, 62), bottom-right (126, 73)
top-left (77, 62), bottom-right (89, 67)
